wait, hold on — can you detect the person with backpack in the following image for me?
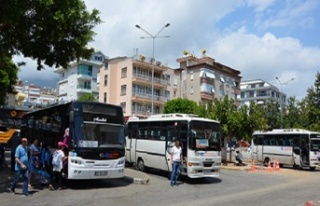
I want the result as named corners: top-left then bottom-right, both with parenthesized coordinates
top-left (28, 138), bottom-right (40, 188)
top-left (40, 143), bottom-right (52, 178)
top-left (48, 142), bottom-right (67, 190)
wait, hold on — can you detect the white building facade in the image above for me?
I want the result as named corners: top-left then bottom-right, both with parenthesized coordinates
top-left (239, 79), bottom-right (286, 107)
top-left (55, 52), bottom-right (107, 102)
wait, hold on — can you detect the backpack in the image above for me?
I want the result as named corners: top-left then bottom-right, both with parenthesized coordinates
top-left (52, 151), bottom-right (61, 167)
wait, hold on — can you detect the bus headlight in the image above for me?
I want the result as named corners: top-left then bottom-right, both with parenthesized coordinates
top-left (71, 160), bottom-right (84, 165)
top-left (188, 162), bottom-right (200, 167)
top-left (117, 160), bottom-right (124, 166)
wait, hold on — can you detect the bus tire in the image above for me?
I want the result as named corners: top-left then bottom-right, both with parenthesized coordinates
top-left (137, 158), bottom-right (145, 172)
top-left (309, 167), bottom-right (316, 171)
top-left (263, 157), bottom-right (270, 166)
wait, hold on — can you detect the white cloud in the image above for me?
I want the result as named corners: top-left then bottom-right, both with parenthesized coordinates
top-left (245, 0), bottom-right (276, 12)
top-left (15, 0), bottom-right (320, 100)
top-left (210, 30), bottom-right (320, 99)
top-left (255, 0), bottom-right (320, 30)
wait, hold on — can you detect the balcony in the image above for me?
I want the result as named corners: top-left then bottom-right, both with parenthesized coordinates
top-left (77, 70), bottom-right (92, 80)
top-left (131, 92), bottom-right (167, 103)
top-left (133, 59), bottom-right (167, 72)
top-left (200, 91), bottom-right (214, 100)
top-left (77, 84), bottom-right (91, 93)
top-left (132, 73), bottom-right (168, 88)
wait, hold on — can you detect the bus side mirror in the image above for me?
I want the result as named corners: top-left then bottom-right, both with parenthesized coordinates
top-left (69, 111), bottom-right (74, 123)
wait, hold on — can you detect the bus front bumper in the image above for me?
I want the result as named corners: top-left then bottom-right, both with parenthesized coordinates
top-left (68, 167), bottom-right (125, 180)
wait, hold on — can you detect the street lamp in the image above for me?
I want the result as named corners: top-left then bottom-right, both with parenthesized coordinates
top-left (275, 77), bottom-right (295, 128)
top-left (135, 23), bottom-right (170, 115)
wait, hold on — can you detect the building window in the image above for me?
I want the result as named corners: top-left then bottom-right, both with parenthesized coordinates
top-left (121, 85), bottom-right (127, 96)
top-left (121, 67), bottom-right (127, 78)
top-left (219, 85), bottom-right (224, 97)
top-left (190, 86), bottom-right (194, 94)
top-left (174, 76), bottom-right (178, 86)
top-left (200, 83), bottom-right (214, 93)
top-left (165, 90), bottom-right (170, 101)
top-left (104, 61), bottom-right (108, 70)
top-left (249, 91), bottom-right (254, 97)
top-left (240, 92), bottom-right (245, 98)
top-left (120, 102), bottom-right (126, 113)
top-left (78, 64), bottom-right (92, 76)
top-left (174, 91), bottom-right (177, 97)
top-left (104, 75), bottom-right (108, 86)
top-left (62, 73), bottom-right (65, 78)
top-left (103, 92), bottom-right (107, 103)
top-left (190, 71), bottom-right (194, 81)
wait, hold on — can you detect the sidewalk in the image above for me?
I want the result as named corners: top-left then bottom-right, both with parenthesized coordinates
top-left (221, 162), bottom-right (251, 172)
top-left (124, 168), bottom-right (150, 184)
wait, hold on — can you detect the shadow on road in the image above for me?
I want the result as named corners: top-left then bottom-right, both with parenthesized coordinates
top-left (66, 177), bottom-right (132, 190)
top-left (142, 168), bottom-right (222, 185)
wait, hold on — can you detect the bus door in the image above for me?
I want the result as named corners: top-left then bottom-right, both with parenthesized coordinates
top-left (292, 136), bottom-right (301, 166)
top-left (252, 135), bottom-right (263, 162)
top-left (128, 124), bottom-right (138, 164)
top-left (165, 125), bottom-right (176, 172)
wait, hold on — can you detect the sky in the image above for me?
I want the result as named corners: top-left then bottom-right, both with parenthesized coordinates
top-left (16, 0), bottom-right (320, 100)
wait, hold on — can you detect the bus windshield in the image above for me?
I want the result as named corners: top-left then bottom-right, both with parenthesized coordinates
top-left (79, 123), bottom-right (124, 148)
top-left (189, 121), bottom-right (220, 151)
top-left (310, 134), bottom-right (320, 152)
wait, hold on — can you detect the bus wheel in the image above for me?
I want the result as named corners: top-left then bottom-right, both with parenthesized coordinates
top-left (309, 167), bottom-right (316, 171)
top-left (137, 158), bottom-right (145, 172)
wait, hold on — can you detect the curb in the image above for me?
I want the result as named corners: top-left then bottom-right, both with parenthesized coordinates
top-left (221, 166), bottom-right (251, 172)
top-left (124, 169), bottom-right (150, 185)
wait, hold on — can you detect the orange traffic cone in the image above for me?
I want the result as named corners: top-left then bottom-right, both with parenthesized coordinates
top-left (276, 160), bottom-right (280, 171)
top-left (267, 161), bottom-right (271, 172)
top-left (251, 160), bottom-right (256, 172)
top-left (273, 160), bottom-right (276, 171)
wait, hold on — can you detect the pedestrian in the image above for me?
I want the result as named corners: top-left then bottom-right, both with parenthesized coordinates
top-left (48, 142), bottom-right (67, 190)
top-left (235, 150), bottom-right (243, 165)
top-left (40, 143), bottom-right (52, 177)
top-left (170, 139), bottom-right (183, 187)
top-left (28, 138), bottom-right (40, 188)
top-left (9, 138), bottom-right (30, 196)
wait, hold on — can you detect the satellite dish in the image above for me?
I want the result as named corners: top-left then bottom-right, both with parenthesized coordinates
top-left (211, 88), bottom-right (215, 93)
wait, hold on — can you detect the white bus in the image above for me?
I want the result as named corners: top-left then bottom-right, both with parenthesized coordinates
top-left (126, 114), bottom-right (221, 178)
top-left (21, 101), bottom-right (125, 179)
top-left (252, 129), bottom-right (320, 170)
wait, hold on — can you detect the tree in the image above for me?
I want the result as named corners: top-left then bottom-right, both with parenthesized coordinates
top-left (283, 96), bottom-right (302, 128)
top-left (261, 100), bottom-right (281, 129)
top-left (304, 72), bottom-right (320, 131)
top-left (0, 56), bottom-right (19, 104)
top-left (0, 0), bottom-right (101, 104)
top-left (78, 93), bottom-right (96, 102)
top-left (163, 98), bottom-right (198, 114)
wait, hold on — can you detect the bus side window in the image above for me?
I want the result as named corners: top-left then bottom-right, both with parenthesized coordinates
top-left (263, 135), bottom-right (270, 145)
top-left (257, 137), bottom-right (264, 145)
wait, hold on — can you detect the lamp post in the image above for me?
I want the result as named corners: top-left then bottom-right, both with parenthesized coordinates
top-left (135, 23), bottom-right (170, 115)
top-left (275, 77), bottom-right (295, 128)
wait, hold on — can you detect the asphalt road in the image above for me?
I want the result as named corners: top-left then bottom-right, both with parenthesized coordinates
top-left (1, 167), bottom-right (319, 206)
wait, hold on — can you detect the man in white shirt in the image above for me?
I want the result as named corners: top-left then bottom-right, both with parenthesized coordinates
top-left (170, 139), bottom-right (183, 186)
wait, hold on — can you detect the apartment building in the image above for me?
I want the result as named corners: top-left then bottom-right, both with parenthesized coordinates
top-left (174, 54), bottom-right (242, 104)
top-left (239, 79), bottom-right (286, 107)
top-left (98, 56), bottom-right (173, 119)
top-left (15, 80), bottom-right (41, 106)
top-left (55, 51), bottom-right (106, 102)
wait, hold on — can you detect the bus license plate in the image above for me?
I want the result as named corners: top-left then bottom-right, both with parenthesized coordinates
top-left (95, 171), bottom-right (108, 176)
top-left (203, 170), bottom-right (211, 174)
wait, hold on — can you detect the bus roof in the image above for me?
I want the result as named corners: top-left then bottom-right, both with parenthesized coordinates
top-left (128, 113), bottom-right (220, 123)
top-left (24, 101), bottom-right (122, 116)
top-left (253, 128), bottom-right (320, 135)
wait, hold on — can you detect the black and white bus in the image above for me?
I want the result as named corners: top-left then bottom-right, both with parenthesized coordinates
top-left (21, 101), bottom-right (125, 179)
